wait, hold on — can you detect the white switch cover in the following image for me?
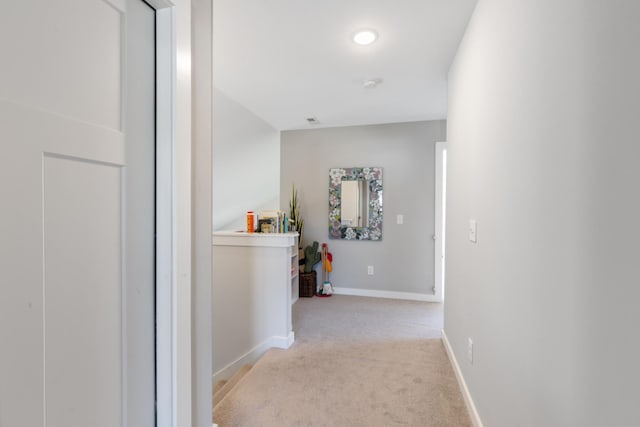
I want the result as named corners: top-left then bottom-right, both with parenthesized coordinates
top-left (467, 338), bottom-right (474, 364)
top-left (469, 220), bottom-right (477, 243)
top-left (367, 265), bottom-right (374, 275)
top-left (397, 214), bottom-right (404, 225)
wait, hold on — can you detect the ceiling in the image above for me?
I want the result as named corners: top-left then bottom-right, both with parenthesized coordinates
top-left (213, 0), bottom-right (478, 131)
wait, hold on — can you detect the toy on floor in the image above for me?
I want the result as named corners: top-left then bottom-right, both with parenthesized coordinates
top-left (319, 243), bottom-right (334, 296)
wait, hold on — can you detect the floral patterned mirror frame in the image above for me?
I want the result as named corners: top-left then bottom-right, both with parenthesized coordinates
top-left (329, 167), bottom-right (383, 240)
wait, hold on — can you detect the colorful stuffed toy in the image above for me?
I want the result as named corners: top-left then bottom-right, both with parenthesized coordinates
top-left (320, 243), bottom-right (334, 295)
top-left (325, 251), bottom-right (333, 272)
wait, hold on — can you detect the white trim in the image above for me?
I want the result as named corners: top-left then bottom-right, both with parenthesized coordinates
top-left (149, 2), bottom-right (193, 427)
top-left (332, 287), bottom-right (440, 302)
top-left (271, 331), bottom-right (295, 349)
top-left (147, 0), bottom-right (193, 425)
top-left (171, 0), bottom-right (193, 426)
top-left (146, 0), bottom-right (174, 8)
top-left (434, 142), bottom-right (448, 302)
top-left (442, 330), bottom-right (484, 427)
top-left (212, 332), bottom-right (294, 384)
top-left (212, 231), bottom-right (298, 248)
top-left (212, 339), bottom-right (272, 384)
top-left (154, 6), bottom-right (175, 427)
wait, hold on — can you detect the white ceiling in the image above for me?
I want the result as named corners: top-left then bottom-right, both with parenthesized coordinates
top-left (213, 0), bottom-right (478, 131)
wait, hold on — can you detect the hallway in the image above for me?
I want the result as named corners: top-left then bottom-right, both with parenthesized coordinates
top-left (213, 295), bottom-right (470, 426)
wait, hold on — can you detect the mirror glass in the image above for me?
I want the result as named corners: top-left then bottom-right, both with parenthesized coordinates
top-left (340, 180), bottom-right (369, 227)
top-left (329, 167), bottom-right (383, 240)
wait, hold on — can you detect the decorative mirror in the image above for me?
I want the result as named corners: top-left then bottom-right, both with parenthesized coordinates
top-left (329, 167), bottom-right (383, 240)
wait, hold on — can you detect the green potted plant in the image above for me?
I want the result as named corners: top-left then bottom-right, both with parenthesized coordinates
top-left (288, 184), bottom-right (304, 248)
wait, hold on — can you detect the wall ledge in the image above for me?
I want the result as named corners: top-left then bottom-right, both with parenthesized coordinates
top-left (212, 231), bottom-right (298, 248)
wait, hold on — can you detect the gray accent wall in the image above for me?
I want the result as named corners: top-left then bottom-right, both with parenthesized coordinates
top-left (446, 1), bottom-right (640, 426)
top-left (281, 121), bottom-right (446, 295)
top-left (213, 89), bottom-right (281, 230)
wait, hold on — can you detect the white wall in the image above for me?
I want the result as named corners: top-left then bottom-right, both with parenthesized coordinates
top-left (212, 89), bottom-right (280, 230)
top-left (212, 235), bottom-right (295, 383)
top-left (445, 1), bottom-right (640, 426)
top-left (281, 121), bottom-right (446, 296)
top-left (191, 0), bottom-right (213, 425)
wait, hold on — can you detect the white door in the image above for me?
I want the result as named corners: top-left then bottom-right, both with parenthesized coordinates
top-left (434, 142), bottom-right (448, 301)
top-left (0, 1), bottom-right (156, 426)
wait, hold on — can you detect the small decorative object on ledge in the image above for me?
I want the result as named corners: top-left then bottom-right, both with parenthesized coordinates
top-left (246, 211), bottom-right (255, 233)
top-left (289, 184), bottom-right (304, 248)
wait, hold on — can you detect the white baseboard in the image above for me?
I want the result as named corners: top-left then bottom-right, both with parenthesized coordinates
top-left (213, 339), bottom-right (271, 384)
top-left (332, 286), bottom-right (441, 302)
top-left (271, 331), bottom-right (295, 349)
top-left (213, 332), bottom-right (292, 384)
top-left (442, 330), bottom-right (484, 427)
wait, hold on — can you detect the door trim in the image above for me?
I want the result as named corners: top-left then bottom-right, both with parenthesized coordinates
top-left (154, 5), bottom-right (178, 427)
top-left (434, 142), bottom-right (448, 302)
top-left (150, 2), bottom-right (194, 426)
top-left (154, 2), bottom-right (212, 426)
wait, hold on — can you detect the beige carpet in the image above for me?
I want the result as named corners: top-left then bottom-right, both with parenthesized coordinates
top-left (214, 295), bottom-right (471, 427)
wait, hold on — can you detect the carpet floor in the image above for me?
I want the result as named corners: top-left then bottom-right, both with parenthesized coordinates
top-left (213, 295), bottom-right (471, 427)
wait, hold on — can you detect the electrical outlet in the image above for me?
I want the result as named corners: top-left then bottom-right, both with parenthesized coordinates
top-left (467, 338), bottom-right (474, 364)
top-left (367, 265), bottom-right (374, 275)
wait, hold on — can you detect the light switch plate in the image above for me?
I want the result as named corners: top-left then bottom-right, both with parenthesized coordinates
top-left (397, 214), bottom-right (404, 225)
top-left (469, 220), bottom-right (477, 243)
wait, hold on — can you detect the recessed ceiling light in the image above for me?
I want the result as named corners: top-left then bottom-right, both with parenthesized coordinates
top-left (352, 29), bottom-right (378, 46)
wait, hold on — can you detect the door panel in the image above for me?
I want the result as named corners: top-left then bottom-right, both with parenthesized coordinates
top-left (0, 1), bottom-right (155, 426)
top-left (0, 0), bottom-right (123, 130)
top-left (44, 156), bottom-right (123, 427)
